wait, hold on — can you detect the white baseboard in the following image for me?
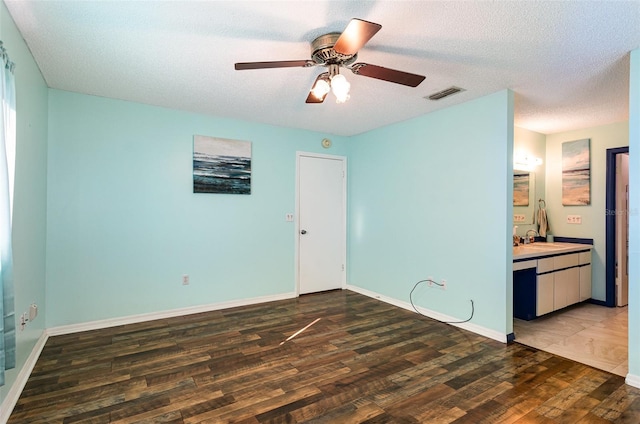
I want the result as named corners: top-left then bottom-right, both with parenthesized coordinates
top-left (0, 330), bottom-right (49, 423)
top-left (346, 284), bottom-right (508, 343)
top-left (47, 291), bottom-right (297, 336)
top-left (626, 373), bottom-right (640, 388)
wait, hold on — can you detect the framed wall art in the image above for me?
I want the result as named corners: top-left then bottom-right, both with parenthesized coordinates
top-left (562, 138), bottom-right (590, 206)
top-left (193, 135), bottom-right (252, 194)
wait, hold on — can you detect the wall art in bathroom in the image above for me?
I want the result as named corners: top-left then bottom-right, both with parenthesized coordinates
top-left (513, 172), bottom-right (530, 206)
top-left (193, 135), bottom-right (252, 194)
top-left (562, 138), bottom-right (590, 205)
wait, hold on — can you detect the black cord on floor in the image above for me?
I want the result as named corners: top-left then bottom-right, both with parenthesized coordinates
top-left (409, 279), bottom-right (474, 324)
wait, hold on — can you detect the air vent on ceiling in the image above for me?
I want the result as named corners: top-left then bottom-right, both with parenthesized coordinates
top-left (426, 86), bottom-right (465, 101)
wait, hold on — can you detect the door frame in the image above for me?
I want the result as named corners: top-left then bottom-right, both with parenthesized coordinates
top-left (295, 151), bottom-right (347, 296)
top-left (605, 146), bottom-right (629, 307)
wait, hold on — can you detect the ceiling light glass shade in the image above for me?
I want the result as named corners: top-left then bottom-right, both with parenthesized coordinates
top-left (331, 74), bottom-right (350, 103)
top-left (311, 78), bottom-right (330, 100)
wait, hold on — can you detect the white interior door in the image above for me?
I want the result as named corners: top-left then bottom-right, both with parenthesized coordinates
top-left (297, 153), bottom-right (346, 294)
top-left (616, 153), bottom-right (629, 307)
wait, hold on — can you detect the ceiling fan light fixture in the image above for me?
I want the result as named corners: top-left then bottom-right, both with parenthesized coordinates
top-left (311, 78), bottom-right (331, 100)
top-left (330, 73), bottom-right (350, 103)
top-left (235, 19), bottom-right (424, 105)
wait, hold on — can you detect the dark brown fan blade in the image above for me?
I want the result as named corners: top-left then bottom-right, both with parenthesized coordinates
top-left (305, 91), bottom-right (326, 103)
top-left (350, 63), bottom-right (425, 87)
top-left (305, 73), bottom-right (329, 104)
top-left (333, 19), bottom-right (381, 55)
top-left (235, 60), bottom-right (314, 70)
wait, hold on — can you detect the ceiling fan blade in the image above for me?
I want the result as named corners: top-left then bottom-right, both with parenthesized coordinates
top-left (235, 60), bottom-right (314, 70)
top-left (333, 18), bottom-right (382, 55)
top-left (305, 73), bottom-right (329, 104)
top-left (351, 63), bottom-right (425, 87)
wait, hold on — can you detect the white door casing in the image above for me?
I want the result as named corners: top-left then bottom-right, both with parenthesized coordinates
top-left (296, 152), bottom-right (346, 295)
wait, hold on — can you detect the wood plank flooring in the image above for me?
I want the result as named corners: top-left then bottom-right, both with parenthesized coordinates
top-left (8, 290), bottom-right (640, 423)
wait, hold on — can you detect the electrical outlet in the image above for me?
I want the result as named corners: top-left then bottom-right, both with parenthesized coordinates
top-left (20, 312), bottom-right (27, 331)
top-left (182, 274), bottom-right (189, 285)
top-left (440, 279), bottom-right (447, 290)
top-left (285, 213), bottom-right (294, 222)
top-left (513, 214), bottom-right (526, 223)
top-left (567, 214), bottom-right (582, 224)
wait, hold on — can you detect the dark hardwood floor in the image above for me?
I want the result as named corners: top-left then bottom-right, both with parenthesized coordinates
top-left (8, 290), bottom-right (640, 423)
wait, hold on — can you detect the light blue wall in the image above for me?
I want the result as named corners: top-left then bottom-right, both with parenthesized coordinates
top-left (347, 90), bottom-right (514, 336)
top-left (46, 90), bottom-right (348, 327)
top-left (0, 2), bottom-right (48, 404)
top-left (545, 122), bottom-right (629, 302)
top-left (628, 48), bottom-right (639, 378)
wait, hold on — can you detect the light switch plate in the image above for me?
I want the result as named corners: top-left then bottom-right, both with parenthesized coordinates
top-left (567, 215), bottom-right (582, 224)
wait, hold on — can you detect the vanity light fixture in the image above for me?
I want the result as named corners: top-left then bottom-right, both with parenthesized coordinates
top-left (514, 155), bottom-right (542, 171)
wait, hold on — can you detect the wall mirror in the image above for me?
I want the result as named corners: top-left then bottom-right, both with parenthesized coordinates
top-left (513, 171), bottom-right (536, 225)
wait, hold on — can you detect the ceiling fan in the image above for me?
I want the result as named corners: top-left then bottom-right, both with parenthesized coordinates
top-left (234, 18), bottom-right (426, 104)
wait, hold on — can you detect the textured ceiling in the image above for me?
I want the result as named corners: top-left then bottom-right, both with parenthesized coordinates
top-left (5, 1), bottom-right (640, 136)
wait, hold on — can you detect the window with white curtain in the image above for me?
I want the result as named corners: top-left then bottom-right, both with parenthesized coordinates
top-left (0, 40), bottom-right (16, 387)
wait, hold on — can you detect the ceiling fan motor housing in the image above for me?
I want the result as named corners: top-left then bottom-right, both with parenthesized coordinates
top-left (311, 32), bottom-right (357, 66)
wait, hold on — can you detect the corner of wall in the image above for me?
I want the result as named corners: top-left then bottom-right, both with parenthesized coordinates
top-left (627, 48), bottom-right (639, 378)
top-left (0, 0), bottom-right (50, 408)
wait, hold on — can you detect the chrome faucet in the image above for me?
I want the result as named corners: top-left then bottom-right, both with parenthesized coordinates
top-left (525, 229), bottom-right (537, 244)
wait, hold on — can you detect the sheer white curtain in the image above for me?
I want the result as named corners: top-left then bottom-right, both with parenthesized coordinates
top-left (0, 40), bottom-right (16, 386)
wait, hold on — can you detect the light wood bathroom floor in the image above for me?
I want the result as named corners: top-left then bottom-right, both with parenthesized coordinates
top-left (514, 302), bottom-right (628, 376)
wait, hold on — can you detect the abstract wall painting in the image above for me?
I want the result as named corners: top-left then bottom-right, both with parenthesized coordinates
top-left (562, 138), bottom-right (590, 205)
top-left (513, 172), bottom-right (530, 206)
top-left (193, 135), bottom-right (251, 194)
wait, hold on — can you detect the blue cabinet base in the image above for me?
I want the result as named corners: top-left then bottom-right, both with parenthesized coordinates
top-left (513, 268), bottom-right (537, 320)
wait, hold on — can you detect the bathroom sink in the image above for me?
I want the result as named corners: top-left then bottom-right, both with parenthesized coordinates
top-left (513, 242), bottom-right (593, 261)
top-left (513, 243), bottom-right (562, 253)
top-left (526, 242), bottom-right (573, 248)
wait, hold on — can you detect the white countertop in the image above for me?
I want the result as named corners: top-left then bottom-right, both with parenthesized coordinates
top-left (513, 242), bottom-right (592, 261)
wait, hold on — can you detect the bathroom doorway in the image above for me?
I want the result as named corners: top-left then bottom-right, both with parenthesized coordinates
top-left (605, 146), bottom-right (630, 307)
top-left (514, 145), bottom-right (630, 377)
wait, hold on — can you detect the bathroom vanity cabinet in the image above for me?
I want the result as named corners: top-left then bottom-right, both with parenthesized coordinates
top-left (513, 243), bottom-right (592, 320)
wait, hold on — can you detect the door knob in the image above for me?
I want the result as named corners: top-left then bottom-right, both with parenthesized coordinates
top-left (300, 229), bottom-right (307, 234)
